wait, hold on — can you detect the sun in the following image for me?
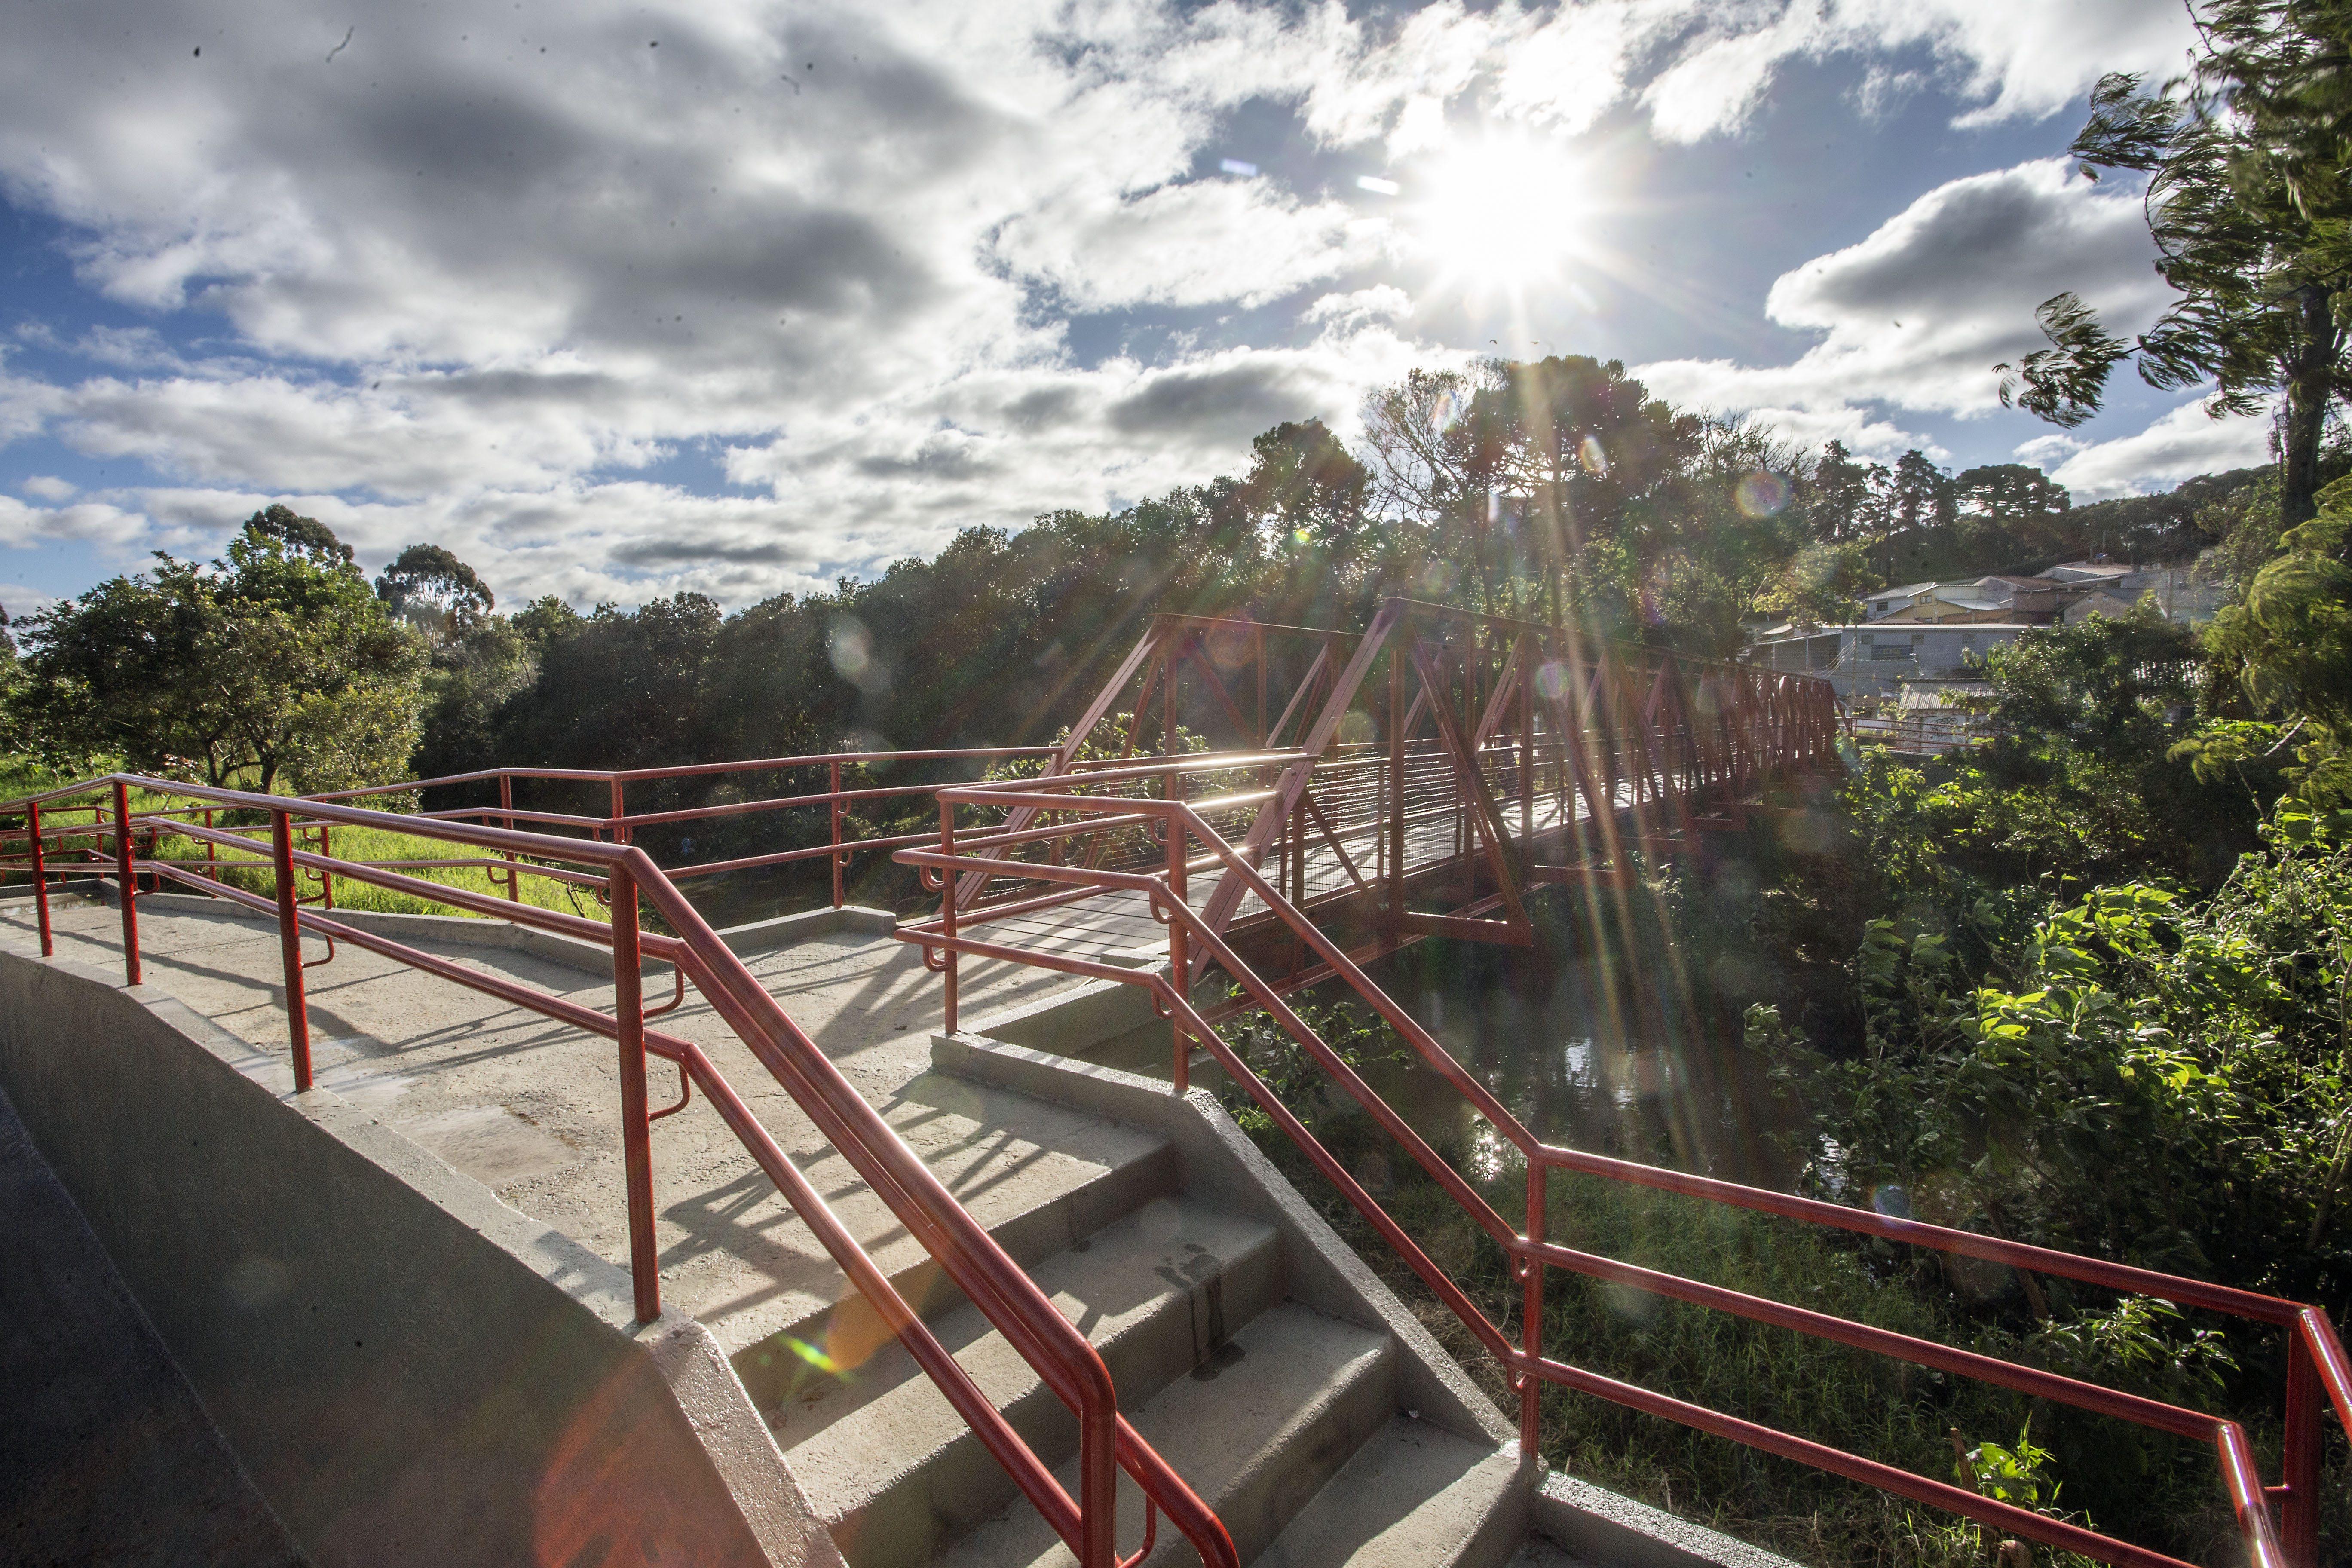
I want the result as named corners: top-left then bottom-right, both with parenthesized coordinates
top-left (1408, 132), bottom-right (1600, 294)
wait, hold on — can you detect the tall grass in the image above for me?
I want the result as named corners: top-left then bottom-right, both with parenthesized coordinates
top-left (1237, 1106), bottom-right (2299, 1566)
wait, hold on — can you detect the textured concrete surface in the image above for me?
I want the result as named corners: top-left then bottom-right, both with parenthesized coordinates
top-left (933, 1029), bottom-right (1513, 1450)
top-left (941, 1302), bottom-right (1396, 1568)
top-left (1533, 1473), bottom-right (1803, 1568)
top-left (0, 1079), bottom-right (305, 1568)
top-left (781, 1195), bottom-right (1282, 1568)
top-left (0, 939), bottom-right (838, 1568)
top-left (1, 891), bottom-right (1119, 1364)
top-left (1256, 1416), bottom-right (1524, 1568)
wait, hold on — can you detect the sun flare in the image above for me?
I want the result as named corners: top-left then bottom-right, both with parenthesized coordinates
top-left (1409, 133), bottom-right (1599, 294)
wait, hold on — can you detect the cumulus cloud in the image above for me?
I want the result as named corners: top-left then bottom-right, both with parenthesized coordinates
top-left (1638, 158), bottom-right (2165, 452)
top-left (0, 1), bottom-right (2206, 605)
top-left (0, 584), bottom-right (59, 619)
top-left (2050, 399), bottom-right (2275, 499)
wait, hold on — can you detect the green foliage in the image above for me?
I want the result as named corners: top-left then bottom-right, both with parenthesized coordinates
top-left (2002, 6), bottom-right (2352, 527)
top-left (240, 502), bottom-right (354, 564)
top-left (1213, 995), bottom-right (1407, 1132)
top-left (7, 521), bottom-right (426, 794)
top-left (376, 542), bottom-right (495, 632)
top-left (1875, 612), bottom-right (2258, 892)
top-left (1759, 798), bottom-right (2352, 1310)
top-left (2203, 474), bottom-right (2352, 799)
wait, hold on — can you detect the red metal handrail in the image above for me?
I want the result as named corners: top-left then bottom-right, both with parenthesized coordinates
top-left (898, 781), bottom-right (2343, 1568)
top-left (0, 773), bottom-right (1234, 1568)
top-left (296, 746), bottom-right (1066, 911)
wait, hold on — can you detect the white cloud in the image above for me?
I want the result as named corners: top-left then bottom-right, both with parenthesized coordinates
top-left (1638, 158), bottom-right (2164, 451)
top-left (992, 180), bottom-right (1393, 311)
top-left (19, 475), bottom-right (77, 502)
top-left (0, 493), bottom-right (159, 558)
top-left (0, 584), bottom-right (58, 620)
top-left (2050, 399), bottom-right (2274, 499)
top-left (0, 1), bottom-right (2208, 607)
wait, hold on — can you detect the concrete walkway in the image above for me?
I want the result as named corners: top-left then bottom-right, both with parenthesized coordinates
top-left (0, 1078), bottom-right (305, 1567)
top-left (1, 891), bottom-right (1142, 1366)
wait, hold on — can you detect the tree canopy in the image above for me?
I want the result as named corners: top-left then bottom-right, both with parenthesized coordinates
top-left (10, 516), bottom-right (424, 793)
top-left (1999, 3), bottom-right (2352, 529)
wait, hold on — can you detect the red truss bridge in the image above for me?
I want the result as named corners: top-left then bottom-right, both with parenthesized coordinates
top-left (895, 597), bottom-right (1844, 1031)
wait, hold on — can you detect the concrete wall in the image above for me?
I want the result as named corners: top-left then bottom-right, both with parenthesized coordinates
top-left (0, 936), bottom-right (842, 1568)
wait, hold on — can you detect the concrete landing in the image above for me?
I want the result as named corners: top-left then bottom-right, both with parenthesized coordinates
top-left (0, 1078), bottom-right (305, 1567)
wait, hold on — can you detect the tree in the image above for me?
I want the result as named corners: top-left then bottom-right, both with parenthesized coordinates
top-left (2201, 473), bottom-right (2352, 797)
top-left (377, 542), bottom-right (495, 636)
top-left (1225, 420), bottom-right (1370, 549)
top-left (1886, 450), bottom-right (1955, 536)
top-left (242, 502), bottom-right (354, 563)
top-left (1953, 464), bottom-right (2071, 558)
top-left (1997, 5), bottom-right (2352, 529)
top-left (9, 526), bottom-right (425, 793)
top-left (1808, 440), bottom-right (1886, 544)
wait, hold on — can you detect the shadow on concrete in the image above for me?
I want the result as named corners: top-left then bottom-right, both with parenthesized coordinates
top-left (0, 1081), bottom-right (306, 1567)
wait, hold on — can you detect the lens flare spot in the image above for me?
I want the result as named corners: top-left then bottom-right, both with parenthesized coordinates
top-left (1578, 435), bottom-right (1608, 476)
top-left (784, 1335), bottom-right (846, 1377)
top-left (1534, 660), bottom-right (1569, 701)
top-left (1736, 470), bottom-right (1792, 518)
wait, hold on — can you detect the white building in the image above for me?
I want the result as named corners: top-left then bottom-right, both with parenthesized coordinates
top-left (1746, 622), bottom-right (2039, 705)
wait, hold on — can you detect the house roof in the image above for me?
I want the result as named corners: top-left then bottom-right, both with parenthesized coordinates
top-left (1976, 574), bottom-right (2057, 588)
top-left (1900, 682), bottom-right (1993, 710)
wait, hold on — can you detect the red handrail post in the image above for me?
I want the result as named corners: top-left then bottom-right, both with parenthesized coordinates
top-left (2282, 1324), bottom-right (2321, 1565)
top-left (499, 774), bottom-right (520, 901)
top-left (1521, 1162), bottom-right (1546, 1457)
top-left (609, 864), bottom-right (661, 1324)
top-left (830, 760), bottom-right (845, 909)
top-left (1167, 811), bottom-right (1189, 1094)
top-left (610, 778), bottom-right (627, 842)
top-left (270, 808), bottom-right (315, 1091)
top-left (28, 799), bottom-right (51, 958)
top-left (317, 822), bottom-right (334, 911)
top-left (940, 799), bottom-right (959, 1035)
top-left (111, 779), bottom-right (140, 986)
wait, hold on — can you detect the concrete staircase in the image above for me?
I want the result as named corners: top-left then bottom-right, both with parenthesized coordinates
top-left (756, 1108), bottom-right (1525, 1568)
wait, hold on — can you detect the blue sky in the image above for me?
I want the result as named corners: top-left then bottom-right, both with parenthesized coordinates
top-left (0, 1), bottom-right (2261, 619)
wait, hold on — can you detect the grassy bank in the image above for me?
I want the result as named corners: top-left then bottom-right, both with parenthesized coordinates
top-left (0, 763), bottom-right (607, 927)
top-left (1236, 1102), bottom-right (2305, 1565)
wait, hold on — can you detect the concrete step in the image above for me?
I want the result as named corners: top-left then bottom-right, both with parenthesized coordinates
top-left (778, 1195), bottom-right (1282, 1568)
top-left (732, 1127), bottom-right (1181, 1412)
top-left (1254, 1418), bottom-right (1522, 1568)
top-left (1260, 1420), bottom-right (1514, 1568)
top-left (939, 1302), bottom-right (1396, 1568)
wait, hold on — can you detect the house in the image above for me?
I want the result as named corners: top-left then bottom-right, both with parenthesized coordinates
top-left (2048, 559), bottom-right (2136, 587)
top-left (2064, 591), bottom-right (2140, 625)
top-left (1969, 575), bottom-right (2065, 622)
top-left (1863, 581), bottom-right (1944, 620)
top-left (1745, 622), bottom-right (2038, 705)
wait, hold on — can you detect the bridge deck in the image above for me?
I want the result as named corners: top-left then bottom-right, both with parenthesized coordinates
top-left (956, 775), bottom-right (1591, 971)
